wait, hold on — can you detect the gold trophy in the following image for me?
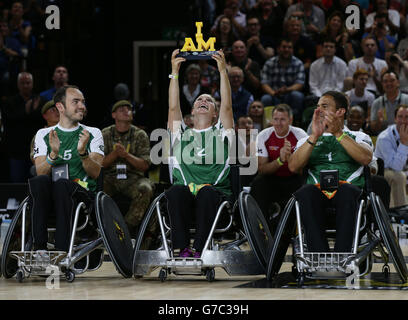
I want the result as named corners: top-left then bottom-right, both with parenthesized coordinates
top-left (177, 22), bottom-right (216, 60)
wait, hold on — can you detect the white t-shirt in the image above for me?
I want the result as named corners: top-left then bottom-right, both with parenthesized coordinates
top-left (347, 57), bottom-right (388, 93)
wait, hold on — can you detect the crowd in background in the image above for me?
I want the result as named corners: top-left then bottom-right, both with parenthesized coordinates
top-left (2, 0), bottom-right (408, 185)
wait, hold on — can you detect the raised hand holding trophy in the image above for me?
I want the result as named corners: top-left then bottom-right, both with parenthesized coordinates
top-left (177, 22), bottom-right (216, 60)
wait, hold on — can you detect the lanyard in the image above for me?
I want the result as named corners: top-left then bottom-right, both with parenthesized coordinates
top-left (392, 127), bottom-right (400, 147)
top-left (382, 94), bottom-right (401, 121)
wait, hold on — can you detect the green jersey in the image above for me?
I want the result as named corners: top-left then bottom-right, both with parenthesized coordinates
top-left (170, 120), bottom-right (233, 196)
top-left (295, 128), bottom-right (373, 189)
top-left (33, 123), bottom-right (104, 192)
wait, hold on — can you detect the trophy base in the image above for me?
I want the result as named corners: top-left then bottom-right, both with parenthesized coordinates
top-left (176, 51), bottom-right (216, 60)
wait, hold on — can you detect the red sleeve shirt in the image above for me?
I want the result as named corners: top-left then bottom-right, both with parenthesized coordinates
top-left (256, 126), bottom-right (307, 176)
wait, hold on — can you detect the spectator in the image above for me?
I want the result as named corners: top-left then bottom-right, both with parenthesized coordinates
top-left (198, 59), bottom-right (219, 96)
top-left (386, 51), bottom-right (408, 93)
top-left (345, 69), bottom-right (375, 117)
top-left (0, 18), bottom-right (22, 96)
top-left (370, 70), bottom-right (408, 134)
top-left (235, 115), bottom-right (255, 157)
top-left (309, 38), bottom-right (347, 97)
top-left (30, 100), bottom-right (60, 162)
top-left (288, 91), bottom-right (373, 252)
top-left (347, 104), bottom-right (391, 207)
top-left (180, 63), bottom-right (210, 117)
top-left (2, 72), bottom-right (42, 182)
top-left (316, 11), bottom-right (355, 63)
top-left (363, 13), bottom-right (397, 60)
top-left (326, 0), bottom-right (366, 49)
top-left (260, 38), bottom-right (305, 121)
top-left (39, 65), bottom-right (69, 102)
top-left (345, 36), bottom-right (388, 95)
top-left (8, 1), bottom-right (34, 49)
top-left (215, 66), bottom-right (254, 121)
top-left (102, 100), bottom-right (154, 238)
top-left (228, 40), bottom-right (261, 98)
top-left (250, 104), bottom-right (307, 233)
top-left (284, 16), bottom-right (316, 70)
top-left (284, 0), bottom-right (326, 40)
top-left (245, 15), bottom-right (274, 67)
top-left (30, 85), bottom-right (104, 253)
top-left (365, 0), bottom-right (400, 38)
top-left (211, 15), bottom-right (237, 56)
top-left (248, 100), bottom-right (265, 130)
top-left (211, 0), bottom-right (247, 39)
top-left (247, 0), bottom-right (285, 39)
top-left (346, 105), bottom-right (367, 132)
top-left (374, 104), bottom-right (408, 207)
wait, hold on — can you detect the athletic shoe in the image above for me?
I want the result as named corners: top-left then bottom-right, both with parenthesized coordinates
top-left (179, 247), bottom-right (192, 258)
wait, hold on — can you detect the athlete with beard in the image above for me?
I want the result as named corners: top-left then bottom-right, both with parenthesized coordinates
top-left (30, 85), bottom-right (104, 253)
top-left (166, 49), bottom-right (234, 258)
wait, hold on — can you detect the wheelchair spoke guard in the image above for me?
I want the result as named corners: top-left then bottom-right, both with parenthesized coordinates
top-left (370, 192), bottom-right (408, 283)
top-left (238, 192), bottom-right (273, 272)
top-left (1, 196), bottom-right (32, 278)
top-left (95, 192), bottom-right (133, 278)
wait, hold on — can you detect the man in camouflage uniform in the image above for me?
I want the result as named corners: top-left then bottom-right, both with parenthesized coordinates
top-left (102, 100), bottom-right (154, 237)
top-left (30, 100), bottom-right (60, 162)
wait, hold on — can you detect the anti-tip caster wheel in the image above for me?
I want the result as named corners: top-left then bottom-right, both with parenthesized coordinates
top-left (159, 268), bottom-right (167, 282)
top-left (16, 269), bottom-right (25, 283)
top-left (382, 264), bottom-right (390, 278)
top-left (65, 270), bottom-right (75, 283)
top-left (206, 268), bottom-right (215, 282)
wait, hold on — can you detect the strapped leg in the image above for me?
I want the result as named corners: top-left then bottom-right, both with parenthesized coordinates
top-left (294, 184), bottom-right (329, 252)
top-left (28, 175), bottom-right (52, 250)
top-left (193, 186), bottom-right (224, 252)
top-left (165, 185), bottom-right (195, 250)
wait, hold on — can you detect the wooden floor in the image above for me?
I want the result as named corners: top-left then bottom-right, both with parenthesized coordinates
top-left (1, 225), bottom-right (408, 301)
top-left (1, 257), bottom-right (408, 300)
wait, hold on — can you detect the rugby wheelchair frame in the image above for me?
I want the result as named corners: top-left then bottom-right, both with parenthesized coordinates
top-left (1, 174), bottom-right (134, 282)
top-left (266, 166), bottom-right (408, 286)
top-left (132, 165), bottom-right (266, 282)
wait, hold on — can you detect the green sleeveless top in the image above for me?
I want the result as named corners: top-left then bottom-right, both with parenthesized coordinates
top-left (170, 120), bottom-right (233, 196)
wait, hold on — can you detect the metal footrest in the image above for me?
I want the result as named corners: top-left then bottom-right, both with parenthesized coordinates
top-left (296, 252), bottom-right (355, 273)
top-left (10, 251), bottom-right (67, 268)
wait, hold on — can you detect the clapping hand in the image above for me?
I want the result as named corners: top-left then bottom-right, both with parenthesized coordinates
top-left (114, 143), bottom-right (128, 158)
top-left (324, 109), bottom-right (343, 136)
top-left (49, 129), bottom-right (60, 158)
top-left (311, 108), bottom-right (326, 138)
top-left (280, 138), bottom-right (292, 162)
top-left (399, 123), bottom-right (408, 146)
top-left (77, 129), bottom-right (90, 154)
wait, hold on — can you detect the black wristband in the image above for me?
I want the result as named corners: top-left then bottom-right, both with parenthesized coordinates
top-left (79, 150), bottom-right (89, 159)
top-left (307, 139), bottom-right (315, 146)
top-left (48, 153), bottom-right (58, 160)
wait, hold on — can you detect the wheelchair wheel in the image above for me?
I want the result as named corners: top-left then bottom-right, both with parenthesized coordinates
top-left (238, 192), bottom-right (273, 273)
top-left (1, 197), bottom-right (32, 278)
top-left (95, 192), bottom-right (134, 278)
top-left (266, 197), bottom-right (297, 281)
top-left (370, 193), bottom-right (408, 283)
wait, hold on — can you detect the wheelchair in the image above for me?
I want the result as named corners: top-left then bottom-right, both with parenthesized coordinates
top-left (132, 165), bottom-right (268, 282)
top-left (265, 166), bottom-right (408, 287)
top-left (1, 188), bottom-right (134, 283)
